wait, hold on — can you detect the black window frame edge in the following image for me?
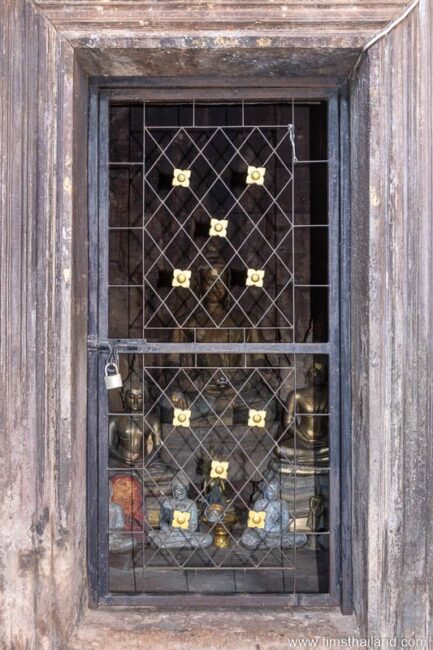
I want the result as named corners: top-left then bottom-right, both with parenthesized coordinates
top-left (86, 77), bottom-right (352, 613)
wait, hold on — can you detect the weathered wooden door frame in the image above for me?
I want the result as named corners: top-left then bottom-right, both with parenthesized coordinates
top-left (86, 78), bottom-right (352, 612)
top-left (6, 0), bottom-right (430, 643)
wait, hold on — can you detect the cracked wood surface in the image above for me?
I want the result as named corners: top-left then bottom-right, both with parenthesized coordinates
top-left (350, 0), bottom-right (433, 639)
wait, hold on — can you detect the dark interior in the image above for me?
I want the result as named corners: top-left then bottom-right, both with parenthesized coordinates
top-left (106, 101), bottom-right (330, 595)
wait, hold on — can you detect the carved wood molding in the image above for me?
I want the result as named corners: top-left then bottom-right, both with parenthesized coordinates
top-left (33, 0), bottom-right (409, 46)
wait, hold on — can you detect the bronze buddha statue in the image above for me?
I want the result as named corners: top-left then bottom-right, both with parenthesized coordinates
top-left (276, 362), bottom-right (329, 474)
top-left (109, 383), bottom-right (174, 481)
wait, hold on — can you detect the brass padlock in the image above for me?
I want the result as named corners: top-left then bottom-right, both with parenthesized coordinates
top-left (104, 362), bottom-right (123, 390)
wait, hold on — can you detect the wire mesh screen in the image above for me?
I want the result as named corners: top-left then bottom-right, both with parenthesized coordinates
top-left (108, 102), bottom-right (328, 343)
top-left (104, 101), bottom-right (332, 597)
top-left (108, 352), bottom-right (329, 594)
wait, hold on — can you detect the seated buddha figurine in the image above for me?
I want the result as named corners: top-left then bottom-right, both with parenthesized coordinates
top-left (275, 361), bottom-right (329, 473)
top-left (241, 479), bottom-right (307, 549)
top-left (109, 381), bottom-right (174, 482)
top-left (165, 258), bottom-right (277, 425)
top-left (148, 472), bottom-right (213, 549)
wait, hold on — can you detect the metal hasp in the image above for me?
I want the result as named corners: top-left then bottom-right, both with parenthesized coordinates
top-left (87, 83), bottom-right (351, 611)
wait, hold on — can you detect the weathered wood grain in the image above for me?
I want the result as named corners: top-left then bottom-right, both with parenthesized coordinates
top-left (33, 0), bottom-right (409, 38)
top-left (349, 54), bottom-right (371, 631)
top-left (1, 0), bottom-right (432, 645)
top-left (74, 44), bottom-right (362, 78)
top-left (350, 0), bottom-right (433, 639)
top-left (0, 0), bottom-right (87, 647)
top-left (27, 0), bottom-right (412, 80)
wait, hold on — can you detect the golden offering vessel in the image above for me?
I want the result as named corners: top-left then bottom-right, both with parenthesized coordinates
top-left (203, 503), bottom-right (238, 549)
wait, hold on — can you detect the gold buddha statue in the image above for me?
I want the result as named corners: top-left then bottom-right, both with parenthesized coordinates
top-left (276, 361), bottom-right (329, 474)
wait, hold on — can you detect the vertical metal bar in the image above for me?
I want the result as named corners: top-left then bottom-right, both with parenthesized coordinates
top-left (97, 91), bottom-right (111, 598)
top-left (327, 92), bottom-right (341, 605)
top-left (87, 82), bottom-right (101, 606)
top-left (142, 100), bottom-right (146, 583)
top-left (291, 97), bottom-right (297, 597)
top-left (98, 92), bottom-right (110, 340)
top-left (339, 88), bottom-right (353, 615)
top-left (142, 101), bottom-right (146, 339)
top-left (97, 353), bottom-right (110, 597)
top-left (87, 352), bottom-right (99, 605)
top-left (88, 82), bottom-right (100, 340)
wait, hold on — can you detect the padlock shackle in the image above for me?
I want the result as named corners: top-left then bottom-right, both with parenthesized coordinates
top-left (105, 362), bottom-right (119, 375)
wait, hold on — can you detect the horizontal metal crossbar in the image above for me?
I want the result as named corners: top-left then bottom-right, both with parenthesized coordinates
top-left (88, 337), bottom-right (330, 355)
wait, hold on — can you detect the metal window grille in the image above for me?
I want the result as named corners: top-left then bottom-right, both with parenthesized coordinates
top-left (88, 89), bottom-right (348, 608)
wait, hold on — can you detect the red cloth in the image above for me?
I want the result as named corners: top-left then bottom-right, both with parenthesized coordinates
top-left (110, 475), bottom-right (143, 531)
